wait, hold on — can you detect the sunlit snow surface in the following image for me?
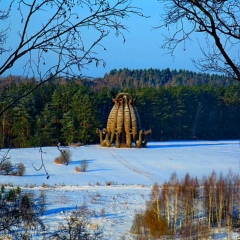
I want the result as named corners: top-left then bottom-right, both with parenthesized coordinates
top-left (1, 140), bottom-right (240, 239)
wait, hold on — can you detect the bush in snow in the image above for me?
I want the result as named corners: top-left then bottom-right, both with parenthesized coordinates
top-left (131, 208), bottom-right (170, 239)
top-left (1, 160), bottom-right (13, 175)
top-left (0, 160), bottom-right (26, 176)
top-left (54, 157), bottom-right (62, 165)
top-left (0, 186), bottom-right (46, 237)
top-left (14, 163), bottom-right (26, 176)
top-left (49, 206), bottom-right (102, 239)
top-left (54, 149), bottom-right (72, 165)
top-left (74, 160), bottom-right (88, 172)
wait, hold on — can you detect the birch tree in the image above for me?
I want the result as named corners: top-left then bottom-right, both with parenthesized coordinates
top-left (150, 183), bottom-right (162, 222)
top-left (203, 171), bottom-right (216, 230)
top-left (216, 172), bottom-right (225, 230)
top-left (170, 172), bottom-right (180, 234)
top-left (162, 181), bottom-right (171, 227)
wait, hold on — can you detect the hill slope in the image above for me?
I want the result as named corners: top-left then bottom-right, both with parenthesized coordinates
top-left (2, 140), bottom-right (239, 187)
top-left (1, 140), bottom-right (239, 239)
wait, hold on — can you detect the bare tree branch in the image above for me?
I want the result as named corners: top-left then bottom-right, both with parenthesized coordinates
top-left (0, 1), bottom-right (14, 55)
top-left (0, 0), bottom-right (144, 178)
top-left (0, 0), bottom-right (144, 115)
top-left (0, 148), bottom-right (11, 165)
top-left (32, 146), bottom-right (49, 179)
top-left (157, 0), bottom-right (240, 81)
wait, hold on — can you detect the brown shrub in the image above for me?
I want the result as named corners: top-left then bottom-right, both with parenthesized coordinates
top-left (145, 208), bottom-right (169, 238)
top-left (74, 166), bottom-right (81, 172)
top-left (60, 149), bottom-right (72, 165)
top-left (74, 160), bottom-right (88, 172)
top-left (54, 149), bottom-right (72, 165)
top-left (54, 157), bottom-right (62, 164)
top-left (16, 163), bottom-right (26, 176)
top-left (1, 160), bottom-right (13, 175)
top-left (131, 202), bottom-right (170, 239)
top-left (105, 181), bottom-right (114, 186)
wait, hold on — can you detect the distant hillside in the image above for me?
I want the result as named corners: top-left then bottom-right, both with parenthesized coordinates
top-left (89, 68), bottom-right (238, 91)
top-left (0, 68), bottom-right (238, 92)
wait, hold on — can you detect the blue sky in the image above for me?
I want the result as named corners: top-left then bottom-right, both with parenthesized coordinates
top-left (83, 0), bottom-right (201, 77)
top-left (1, 1), bottom-right (206, 78)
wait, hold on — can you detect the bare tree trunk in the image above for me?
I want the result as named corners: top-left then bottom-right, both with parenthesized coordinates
top-left (173, 184), bottom-right (179, 234)
top-left (226, 172), bottom-right (234, 238)
top-left (203, 172), bottom-right (216, 231)
top-left (216, 174), bottom-right (225, 231)
top-left (163, 183), bottom-right (171, 227)
top-left (169, 172), bottom-right (179, 234)
top-left (192, 102), bottom-right (201, 139)
top-left (151, 183), bottom-right (161, 221)
top-left (1, 111), bottom-right (5, 146)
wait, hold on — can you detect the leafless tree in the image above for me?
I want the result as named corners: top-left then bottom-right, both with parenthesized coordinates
top-left (150, 183), bottom-right (162, 222)
top-left (203, 171), bottom-right (217, 230)
top-left (162, 181), bottom-right (171, 227)
top-left (215, 172), bottom-right (227, 230)
top-left (225, 170), bottom-right (234, 236)
top-left (169, 173), bottom-right (179, 234)
top-left (49, 205), bottom-right (102, 240)
top-left (0, 187), bottom-right (46, 238)
top-left (0, 148), bottom-right (10, 165)
top-left (158, 0), bottom-right (240, 81)
top-left (131, 172), bottom-right (240, 239)
top-left (0, 0), bottom-right (143, 116)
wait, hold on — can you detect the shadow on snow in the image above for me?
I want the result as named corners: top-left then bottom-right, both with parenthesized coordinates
top-left (44, 206), bottom-right (78, 216)
top-left (147, 141), bottom-right (232, 149)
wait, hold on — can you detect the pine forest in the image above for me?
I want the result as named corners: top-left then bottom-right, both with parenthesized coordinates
top-left (0, 68), bottom-right (240, 148)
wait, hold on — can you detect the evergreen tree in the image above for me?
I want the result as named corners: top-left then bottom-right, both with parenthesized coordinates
top-left (35, 104), bottom-right (58, 146)
top-left (75, 93), bottom-right (100, 144)
top-left (61, 111), bottom-right (76, 144)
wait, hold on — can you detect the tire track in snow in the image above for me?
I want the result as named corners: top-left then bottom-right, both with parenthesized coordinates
top-left (108, 150), bottom-right (154, 182)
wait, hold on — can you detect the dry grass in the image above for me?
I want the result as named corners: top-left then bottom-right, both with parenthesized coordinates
top-left (54, 157), bottom-right (62, 164)
top-left (74, 166), bottom-right (81, 172)
top-left (74, 160), bottom-right (88, 172)
top-left (54, 149), bottom-right (72, 165)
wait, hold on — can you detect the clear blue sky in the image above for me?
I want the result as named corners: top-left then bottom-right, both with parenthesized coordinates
top-left (1, 1), bottom-right (206, 78)
top-left (83, 0), bottom-right (201, 77)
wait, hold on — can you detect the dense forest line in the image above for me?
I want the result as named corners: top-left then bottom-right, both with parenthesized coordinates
top-left (0, 70), bottom-right (239, 148)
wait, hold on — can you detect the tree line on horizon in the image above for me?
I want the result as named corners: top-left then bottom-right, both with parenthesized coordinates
top-left (0, 70), bottom-right (239, 148)
top-left (99, 68), bottom-right (239, 89)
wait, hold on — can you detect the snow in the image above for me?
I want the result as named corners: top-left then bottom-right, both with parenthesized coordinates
top-left (1, 140), bottom-right (240, 239)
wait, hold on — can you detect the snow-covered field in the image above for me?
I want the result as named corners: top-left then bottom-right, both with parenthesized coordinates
top-left (1, 140), bottom-right (240, 239)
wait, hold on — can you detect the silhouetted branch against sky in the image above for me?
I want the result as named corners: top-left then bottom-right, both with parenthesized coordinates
top-left (0, 0), bottom-right (145, 115)
top-left (157, 0), bottom-right (240, 81)
top-left (0, 0), bottom-right (239, 82)
top-left (0, 0), bottom-right (144, 79)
